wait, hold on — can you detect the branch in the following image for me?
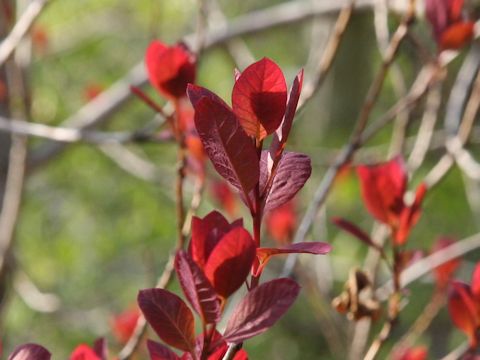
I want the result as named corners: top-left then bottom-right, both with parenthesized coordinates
top-left (0, 0), bottom-right (49, 65)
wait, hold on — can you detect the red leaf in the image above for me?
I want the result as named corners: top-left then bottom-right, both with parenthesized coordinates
top-left (187, 84), bottom-right (223, 108)
top-left (425, 0), bottom-right (450, 39)
top-left (262, 151), bottom-right (311, 212)
top-left (440, 21), bottom-right (474, 50)
top-left (448, 281), bottom-right (479, 347)
top-left (232, 58), bottom-right (287, 140)
top-left (189, 211), bottom-right (242, 269)
top-left (188, 88), bottom-right (259, 196)
top-left (138, 289), bottom-right (196, 352)
top-left (147, 340), bottom-right (180, 360)
top-left (223, 278), bottom-right (300, 343)
top-left (269, 69), bottom-right (304, 160)
top-left (92, 339), bottom-right (107, 360)
top-left (471, 263), bottom-right (480, 301)
top-left (265, 200), bottom-right (297, 245)
top-left (70, 345), bottom-right (101, 360)
top-left (431, 237), bottom-right (460, 288)
top-left (145, 41), bottom-right (196, 99)
top-left (111, 306), bottom-right (141, 344)
top-left (175, 250), bottom-right (221, 324)
top-left (395, 182), bottom-right (427, 245)
top-left (255, 242), bottom-right (331, 276)
top-left (204, 227), bottom-right (256, 298)
top-left (332, 217), bottom-right (381, 251)
top-left (357, 156), bottom-right (407, 226)
top-left (8, 344), bottom-right (51, 360)
top-left (211, 180), bottom-right (237, 217)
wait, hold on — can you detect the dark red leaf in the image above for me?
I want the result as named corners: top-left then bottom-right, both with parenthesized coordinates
top-left (269, 69), bottom-right (304, 160)
top-left (425, 0), bottom-right (450, 39)
top-left (145, 41), bottom-right (196, 99)
top-left (138, 289), bottom-right (195, 352)
top-left (189, 211), bottom-right (242, 269)
top-left (93, 338), bottom-right (107, 360)
top-left (448, 281), bottom-right (479, 347)
top-left (262, 151), bottom-right (311, 212)
top-left (357, 156), bottom-right (407, 226)
top-left (175, 250), bottom-right (221, 324)
top-left (332, 217), bottom-right (380, 251)
top-left (188, 90), bottom-right (259, 195)
top-left (255, 242), bottom-right (331, 276)
top-left (70, 345), bottom-right (101, 360)
top-left (204, 227), bottom-right (256, 298)
top-left (223, 278), bottom-right (300, 343)
top-left (8, 344), bottom-right (51, 360)
top-left (232, 58), bottom-right (287, 140)
top-left (147, 340), bottom-right (180, 360)
top-left (187, 84), bottom-right (224, 109)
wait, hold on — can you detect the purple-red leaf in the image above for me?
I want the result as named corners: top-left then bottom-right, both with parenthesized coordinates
top-left (204, 227), bottom-right (256, 298)
top-left (262, 151), bottom-right (311, 212)
top-left (93, 338), bottom-right (107, 360)
top-left (270, 69), bottom-right (304, 160)
top-left (223, 278), bottom-right (300, 343)
top-left (138, 289), bottom-right (195, 352)
top-left (232, 58), bottom-right (287, 140)
top-left (332, 217), bottom-right (380, 251)
top-left (175, 250), bottom-right (221, 324)
top-left (8, 344), bottom-right (51, 360)
top-left (147, 340), bottom-right (180, 360)
top-left (188, 88), bottom-right (259, 195)
top-left (189, 211), bottom-right (242, 269)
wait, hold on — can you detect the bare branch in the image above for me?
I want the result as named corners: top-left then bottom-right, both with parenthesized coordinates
top-left (0, 0), bottom-right (49, 65)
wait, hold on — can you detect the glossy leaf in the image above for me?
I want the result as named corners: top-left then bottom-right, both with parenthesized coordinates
top-left (262, 151), bottom-right (311, 212)
top-left (188, 91), bottom-right (259, 195)
top-left (187, 84), bottom-right (224, 109)
top-left (232, 58), bottom-right (287, 140)
top-left (189, 211), bottom-right (242, 269)
top-left (175, 250), bottom-right (221, 324)
top-left (138, 289), bottom-right (195, 352)
top-left (332, 217), bottom-right (381, 251)
top-left (147, 340), bottom-right (180, 360)
top-left (8, 344), bottom-right (51, 360)
top-left (204, 227), bottom-right (256, 298)
top-left (269, 69), bottom-right (304, 160)
top-left (207, 344), bottom-right (248, 360)
top-left (448, 281), bottom-right (479, 347)
top-left (145, 41), bottom-right (196, 99)
top-left (223, 278), bottom-right (300, 343)
top-left (357, 156), bottom-right (407, 226)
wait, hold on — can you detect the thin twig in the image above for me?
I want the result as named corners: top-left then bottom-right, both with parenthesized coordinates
top-left (299, 0), bottom-right (356, 108)
top-left (0, 0), bottom-right (49, 65)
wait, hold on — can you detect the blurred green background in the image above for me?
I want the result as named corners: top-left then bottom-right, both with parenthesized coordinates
top-left (2, 0), bottom-right (480, 358)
